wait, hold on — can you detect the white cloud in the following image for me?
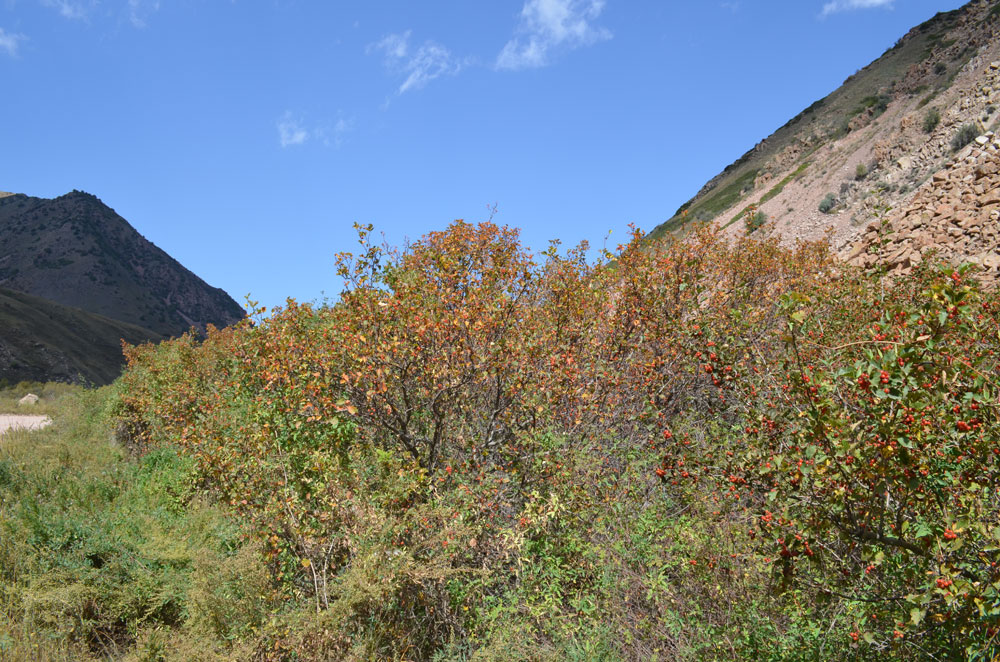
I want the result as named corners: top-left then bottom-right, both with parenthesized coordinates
top-left (277, 113), bottom-right (309, 148)
top-left (372, 31), bottom-right (409, 60)
top-left (370, 31), bottom-right (465, 94)
top-left (0, 28), bottom-right (26, 57)
top-left (821, 0), bottom-right (893, 17)
top-left (277, 112), bottom-right (352, 148)
top-left (496, 0), bottom-right (611, 71)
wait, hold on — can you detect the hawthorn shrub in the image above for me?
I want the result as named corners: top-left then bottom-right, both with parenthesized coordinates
top-left (666, 262), bottom-right (1000, 659)
top-left (111, 221), bottom-right (999, 660)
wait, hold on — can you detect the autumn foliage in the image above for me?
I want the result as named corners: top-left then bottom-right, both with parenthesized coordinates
top-left (112, 220), bottom-right (1000, 660)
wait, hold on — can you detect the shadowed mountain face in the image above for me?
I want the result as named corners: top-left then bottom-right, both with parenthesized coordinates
top-left (0, 190), bottom-right (244, 337)
top-left (0, 287), bottom-right (164, 386)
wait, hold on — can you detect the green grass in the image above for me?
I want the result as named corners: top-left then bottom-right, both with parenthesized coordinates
top-left (0, 385), bottom-right (267, 661)
top-left (724, 161), bottom-right (811, 228)
top-left (649, 168), bottom-right (760, 239)
top-left (851, 94), bottom-right (890, 119)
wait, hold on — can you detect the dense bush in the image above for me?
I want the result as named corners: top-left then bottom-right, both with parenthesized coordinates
top-left (101, 221), bottom-right (1000, 660)
top-left (952, 123), bottom-right (982, 152)
top-left (923, 108), bottom-right (941, 133)
top-left (819, 193), bottom-right (837, 213)
top-left (856, 162), bottom-right (869, 180)
top-left (744, 207), bottom-right (767, 234)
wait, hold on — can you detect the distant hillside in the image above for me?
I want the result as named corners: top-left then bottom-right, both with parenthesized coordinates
top-left (650, 0), bottom-right (1000, 256)
top-left (0, 287), bottom-right (163, 386)
top-left (0, 190), bottom-right (244, 337)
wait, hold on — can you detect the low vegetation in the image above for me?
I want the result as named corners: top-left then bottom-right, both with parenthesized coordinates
top-left (4, 221), bottom-right (999, 660)
top-left (923, 108), bottom-right (941, 134)
top-left (651, 168), bottom-right (760, 238)
top-left (853, 94), bottom-right (891, 120)
top-left (952, 123), bottom-right (982, 152)
top-left (819, 193), bottom-right (838, 213)
top-left (743, 207), bottom-right (767, 234)
top-left (0, 385), bottom-right (263, 661)
top-left (726, 162), bottom-right (811, 229)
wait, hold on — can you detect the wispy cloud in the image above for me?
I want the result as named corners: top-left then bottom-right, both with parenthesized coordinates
top-left (277, 112), bottom-right (352, 148)
top-left (496, 0), bottom-right (611, 71)
top-left (820, 0), bottom-right (892, 17)
top-left (128, 0), bottom-right (161, 28)
top-left (41, 0), bottom-right (91, 20)
top-left (278, 113), bottom-right (309, 148)
top-left (0, 28), bottom-right (26, 57)
top-left (41, 0), bottom-right (160, 26)
top-left (369, 31), bottom-right (466, 94)
top-left (316, 117), bottom-right (353, 148)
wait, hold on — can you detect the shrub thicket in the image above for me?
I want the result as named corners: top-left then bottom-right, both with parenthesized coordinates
top-left (101, 221), bottom-right (1000, 661)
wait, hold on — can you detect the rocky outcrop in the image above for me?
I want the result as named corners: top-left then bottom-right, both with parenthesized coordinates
top-left (845, 131), bottom-right (1000, 285)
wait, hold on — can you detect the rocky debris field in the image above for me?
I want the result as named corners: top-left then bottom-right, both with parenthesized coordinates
top-left (845, 131), bottom-right (1000, 285)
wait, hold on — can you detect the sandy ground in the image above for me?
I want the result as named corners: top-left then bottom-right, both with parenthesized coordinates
top-left (0, 414), bottom-right (52, 435)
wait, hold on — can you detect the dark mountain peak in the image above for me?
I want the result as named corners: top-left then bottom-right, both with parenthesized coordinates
top-left (0, 190), bottom-right (245, 338)
top-left (65, 189), bottom-right (99, 200)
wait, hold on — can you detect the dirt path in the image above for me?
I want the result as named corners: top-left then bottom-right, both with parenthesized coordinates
top-left (0, 414), bottom-right (52, 435)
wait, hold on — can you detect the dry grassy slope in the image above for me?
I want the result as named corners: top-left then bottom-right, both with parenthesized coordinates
top-left (0, 287), bottom-right (164, 386)
top-left (649, 0), bottom-right (1000, 251)
top-left (0, 190), bottom-right (245, 337)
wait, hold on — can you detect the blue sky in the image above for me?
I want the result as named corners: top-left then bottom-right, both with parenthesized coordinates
top-left (0, 0), bottom-right (967, 310)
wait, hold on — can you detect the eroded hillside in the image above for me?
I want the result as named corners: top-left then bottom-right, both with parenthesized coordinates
top-left (651, 0), bottom-right (1000, 269)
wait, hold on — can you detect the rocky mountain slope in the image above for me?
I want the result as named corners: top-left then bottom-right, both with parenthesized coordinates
top-left (0, 190), bottom-right (244, 337)
top-left (0, 287), bottom-right (164, 386)
top-left (846, 130), bottom-right (1000, 281)
top-left (650, 0), bottom-right (1000, 280)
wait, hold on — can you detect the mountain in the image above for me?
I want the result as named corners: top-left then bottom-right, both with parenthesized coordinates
top-left (649, 0), bottom-right (1000, 281)
top-left (0, 287), bottom-right (164, 386)
top-left (0, 190), bottom-right (244, 338)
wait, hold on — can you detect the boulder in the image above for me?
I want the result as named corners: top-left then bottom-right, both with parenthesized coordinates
top-left (18, 394), bottom-right (40, 407)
